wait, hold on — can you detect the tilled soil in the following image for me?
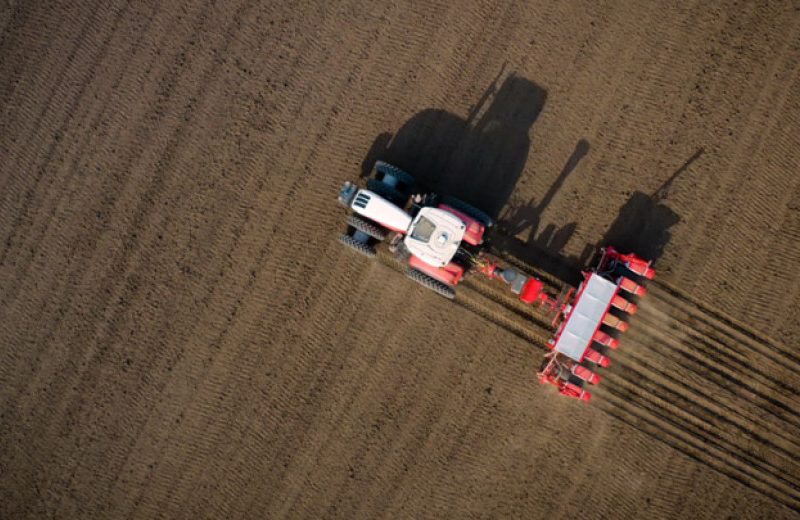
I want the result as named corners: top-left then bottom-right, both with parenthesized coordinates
top-left (1, 0), bottom-right (799, 518)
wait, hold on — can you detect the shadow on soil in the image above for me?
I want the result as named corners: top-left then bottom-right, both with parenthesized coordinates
top-left (362, 71), bottom-right (544, 219)
top-left (362, 71), bottom-right (692, 286)
top-left (504, 148), bottom-right (694, 286)
top-left (589, 148), bottom-right (701, 262)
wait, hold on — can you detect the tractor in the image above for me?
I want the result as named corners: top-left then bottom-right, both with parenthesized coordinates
top-left (337, 162), bottom-right (655, 401)
top-left (337, 160), bottom-right (498, 299)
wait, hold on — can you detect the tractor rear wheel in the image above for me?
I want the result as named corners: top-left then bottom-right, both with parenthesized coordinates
top-left (367, 178), bottom-right (407, 206)
top-left (338, 234), bottom-right (376, 258)
top-left (406, 269), bottom-right (456, 299)
top-left (375, 161), bottom-right (416, 188)
top-left (347, 214), bottom-right (387, 241)
top-left (441, 195), bottom-right (493, 228)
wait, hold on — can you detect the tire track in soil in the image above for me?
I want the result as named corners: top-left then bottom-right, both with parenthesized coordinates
top-left (115, 9), bottom-right (318, 520)
top-left (0, 0), bottom-right (165, 338)
top-left (0, 0), bottom-right (177, 313)
top-left (626, 320), bottom-right (800, 453)
top-left (606, 344), bottom-right (800, 496)
top-left (378, 240), bottom-right (800, 512)
top-left (0, 1), bottom-right (133, 256)
top-left (1, 2), bottom-right (255, 512)
top-left (0, 1), bottom-right (134, 301)
top-left (125, 3), bottom-right (420, 513)
top-left (1, 31), bottom-right (239, 512)
top-left (672, 7), bottom-right (800, 325)
top-left (758, 181), bottom-right (800, 342)
top-left (49, 12), bottom-right (248, 520)
top-left (0, 0), bottom-right (214, 422)
top-left (709, 56), bottom-right (800, 296)
top-left (4, 0), bottom-right (177, 430)
top-left (104, 18), bottom-right (319, 519)
top-left (179, 10), bottom-right (434, 520)
top-left (129, 167), bottom-right (287, 517)
top-left (374, 251), bottom-right (552, 349)
top-left (273, 267), bottom-right (470, 518)
top-left (0, 1), bottom-right (111, 177)
top-left (653, 280), bottom-right (800, 374)
top-left (597, 386), bottom-right (800, 513)
top-left (199, 183), bottom-right (426, 516)
top-left (241, 2), bottom-right (536, 507)
top-left (540, 1), bottom-right (697, 253)
top-left (4, 1), bottom-right (800, 517)
top-left (179, 237), bottom-right (373, 519)
top-left (634, 307), bottom-right (800, 420)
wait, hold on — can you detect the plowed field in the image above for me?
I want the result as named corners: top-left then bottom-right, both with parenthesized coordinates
top-left (2, 1), bottom-right (799, 518)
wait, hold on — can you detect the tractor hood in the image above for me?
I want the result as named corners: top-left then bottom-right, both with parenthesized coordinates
top-left (349, 189), bottom-right (412, 233)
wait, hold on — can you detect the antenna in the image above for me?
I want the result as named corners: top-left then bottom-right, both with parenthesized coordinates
top-left (466, 61), bottom-right (508, 125)
top-left (652, 147), bottom-right (704, 203)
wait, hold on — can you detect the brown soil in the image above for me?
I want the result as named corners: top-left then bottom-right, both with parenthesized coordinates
top-left (2, 0), bottom-right (799, 518)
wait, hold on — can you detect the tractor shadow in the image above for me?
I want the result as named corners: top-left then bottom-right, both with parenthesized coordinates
top-left (362, 71), bottom-right (586, 277)
top-left (362, 71), bottom-right (546, 221)
top-left (362, 70), bottom-right (692, 287)
top-left (492, 138), bottom-right (590, 286)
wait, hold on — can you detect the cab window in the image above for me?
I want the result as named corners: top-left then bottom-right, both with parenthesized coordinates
top-left (410, 216), bottom-right (436, 242)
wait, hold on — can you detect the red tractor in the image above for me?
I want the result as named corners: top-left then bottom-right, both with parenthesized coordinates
top-left (338, 162), bottom-right (655, 401)
top-left (338, 161), bottom-right (497, 299)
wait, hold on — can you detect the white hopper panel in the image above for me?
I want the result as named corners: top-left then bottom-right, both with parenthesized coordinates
top-left (553, 274), bottom-right (618, 361)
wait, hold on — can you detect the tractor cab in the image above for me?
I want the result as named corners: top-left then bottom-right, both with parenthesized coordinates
top-left (403, 207), bottom-right (466, 268)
